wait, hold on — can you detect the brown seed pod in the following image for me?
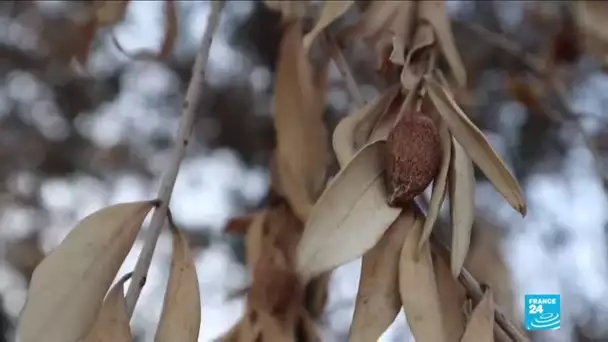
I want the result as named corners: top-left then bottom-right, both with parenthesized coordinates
top-left (385, 111), bottom-right (442, 207)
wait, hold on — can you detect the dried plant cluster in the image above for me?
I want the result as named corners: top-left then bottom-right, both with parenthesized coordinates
top-left (13, 1), bottom-right (608, 342)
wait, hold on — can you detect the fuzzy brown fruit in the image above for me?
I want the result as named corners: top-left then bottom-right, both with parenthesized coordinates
top-left (385, 111), bottom-right (442, 207)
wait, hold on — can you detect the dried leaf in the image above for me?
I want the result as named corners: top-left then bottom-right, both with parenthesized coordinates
top-left (460, 287), bottom-right (495, 342)
top-left (332, 86), bottom-right (400, 167)
top-left (275, 21), bottom-right (330, 221)
top-left (418, 1), bottom-right (466, 87)
top-left (465, 225), bottom-right (518, 323)
top-left (303, 1), bottom-right (354, 51)
top-left (159, 0), bottom-right (179, 60)
top-left (343, 1), bottom-right (416, 70)
top-left (297, 141), bottom-right (401, 281)
top-left (417, 122), bottom-right (451, 253)
top-left (17, 201), bottom-right (155, 342)
top-left (154, 216), bottom-right (201, 342)
top-left (349, 208), bottom-right (415, 342)
top-left (94, 0), bottom-right (129, 26)
top-left (449, 138), bottom-right (475, 277)
top-left (246, 210), bottom-right (268, 267)
top-left (399, 214), bottom-right (447, 342)
top-left (432, 253), bottom-right (467, 340)
top-left (426, 78), bottom-right (526, 216)
top-left (225, 211), bottom-right (261, 236)
top-left (575, 1), bottom-right (608, 58)
top-left (264, 0), bottom-right (309, 21)
top-left (82, 273), bottom-right (133, 342)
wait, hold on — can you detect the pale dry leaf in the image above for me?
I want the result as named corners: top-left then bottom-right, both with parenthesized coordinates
top-left (305, 273), bottom-right (331, 319)
top-left (297, 140), bottom-right (402, 281)
top-left (575, 1), bottom-right (608, 57)
top-left (426, 78), bottom-right (526, 216)
top-left (94, 0), bottom-right (129, 26)
top-left (154, 215), bottom-right (201, 342)
top-left (399, 214), bottom-right (447, 342)
top-left (275, 21), bottom-right (330, 222)
top-left (159, 0), bottom-right (179, 60)
top-left (332, 86), bottom-right (400, 167)
top-left (465, 225), bottom-right (518, 324)
top-left (418, 1), bottom-right (466, 87)
top-left (246, 210), bottom-right (268, 267)
top-left (400, 23), bottom-right (435, 90)
top-left (17, 201), bottom-right (155, 342)
top-left (432, 253), bottom-right (467, 340)
top-left (303, 1), bottom-right (354, 52)
top-left (82, 273), bottom-right (133, 342)
top-left (449, 138), bottom-right (475, 277)
top-left (417, 122), bottom-right (451, 253)
top-left (343, 1), bottom-right (416, 70)
top-left (460, 287), bottom-right (495, 342)
top-left (264, 0), bottom-right (309, 21)
top-left (349, 208), bottom-right (415, 342)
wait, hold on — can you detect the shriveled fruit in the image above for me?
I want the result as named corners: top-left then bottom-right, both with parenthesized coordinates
top-left (385, 111), bottom-right (442, 207)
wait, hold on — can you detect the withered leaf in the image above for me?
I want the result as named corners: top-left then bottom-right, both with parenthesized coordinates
top-left (417, 1), bottom-right (466, 87)
top-left (275, 21), bottom-right (330, 222)
top-left (17, 201), bottom-right (155, 342)
top-left (333, 86), bottom-right (400, 167)
top-left (399, 214), bottom-right (447, 342)
top-left (432, 253), bottom-right (467, 340)
top-left (245, 210), bottom-right (268, 268)
top-left (349, 208), bottom-right (415, 342)
top-left (417, 121), bottom-right (451, 254)
top-left (303, 1), bottom-right (354, 52)
top-left (154, 216), bottom-right (201, 342)
top-left (83, 273), bottom-right (133, 342)
top-left (449, 138), bottom-right (475, 277)
top-left (426, 78), bottom-right (526, 216)
top-left (297, 141), bottom-right (401, 281)
top-left (460, 287), bottom-right (495, 342)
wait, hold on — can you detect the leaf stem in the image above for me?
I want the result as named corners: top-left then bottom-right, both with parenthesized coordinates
top-left (124, 0), bottom-right (225, 316)
top-left (325, 34), bottom-right (364, 107)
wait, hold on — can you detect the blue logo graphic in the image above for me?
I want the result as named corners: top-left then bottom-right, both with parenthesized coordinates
top-left (525, 294), bottom-right (561, 330)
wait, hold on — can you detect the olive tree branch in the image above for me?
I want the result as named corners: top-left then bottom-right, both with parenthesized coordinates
top-left (125, 0), bottom-right (225, 315)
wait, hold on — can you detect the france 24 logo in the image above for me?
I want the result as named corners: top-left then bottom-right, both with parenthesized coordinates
top-left (525, 294), bottom-right (561, 331)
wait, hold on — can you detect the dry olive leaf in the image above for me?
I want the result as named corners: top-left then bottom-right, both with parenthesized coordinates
top-left (82, 273), bottom-right (133, 342)
top-left (417, 1), bottom-right (466, 87)
top-left (225, 211), bottom-right (260, 236)
top-left (575, 1), bottom-right (608, 58)
top-left (93, 0), bottom-right (130, 26)
top-left (400, 24), bottom-right (435, 90)
top-left (449, 138), bottom-right (476, 277)
top-left (275, 20), bottom-right (330, 222)
top-left (399, 214), bottom-right (447, 342)
top-left (17, 201), bottom-right (155, 342)
top-left (460, 287), bottom-right (495, 342)
top-left (154, 216), bottom-right (201, 342)
top-left (332, 86), bottom-right (400, 167)
top-left (432, 253), bottom-right (467, 340)
top-left (349, 208), bottom-right (415, 342)
top-left (305, 273), bottom-right (331, 319)
top-left (245, 210), bottom-right (268, 267)
top-left (426, 78), bottom-right (527, 216)
top-left (465, 226), bottom-right (518, 324)
top-left (264, 0), bottom-right (309, 21)
top-left (417, 121), bottom-right (451, 254)
top-left (296, 140), bottom-right (402, 281)
top-left (303, 0), bottom-right (354, 52)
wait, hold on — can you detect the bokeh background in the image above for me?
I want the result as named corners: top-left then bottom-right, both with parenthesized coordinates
top-left (1, 1), bottom-right (608, 341)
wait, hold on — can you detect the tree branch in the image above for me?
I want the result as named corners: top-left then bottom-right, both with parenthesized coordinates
top-left (125, 0), bottom-right (225, 315)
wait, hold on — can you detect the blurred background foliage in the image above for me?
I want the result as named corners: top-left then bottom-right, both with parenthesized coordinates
top-left (1, 1), bottom-right (608, 341)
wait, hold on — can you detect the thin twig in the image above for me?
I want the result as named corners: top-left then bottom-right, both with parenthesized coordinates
top-left (325, 35), bottom-right (364, 107)
top-left (457, 20), bottom-right (608, 185)
top-left (125, 0), bottom-right (225, 315)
